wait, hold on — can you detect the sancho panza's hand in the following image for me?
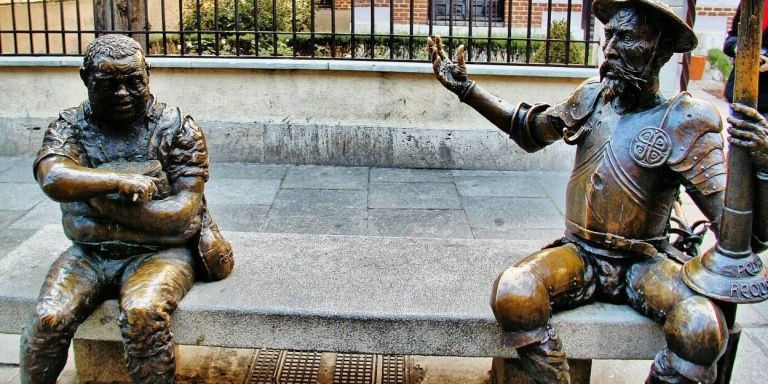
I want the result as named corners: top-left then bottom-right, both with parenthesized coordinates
top-left (428, 36), bottom-right (475, 101)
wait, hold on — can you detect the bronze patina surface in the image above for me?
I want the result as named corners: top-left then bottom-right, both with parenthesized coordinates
top-left (19, 34), bottom-right (233, 384)
top-left (429, 0), bottom-right (768, 383)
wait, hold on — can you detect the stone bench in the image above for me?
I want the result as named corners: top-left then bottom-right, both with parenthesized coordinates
top-left (0, 225), bottom-right (666, 383)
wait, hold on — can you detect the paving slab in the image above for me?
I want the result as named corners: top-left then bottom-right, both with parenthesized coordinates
top-left (0, 156), bottom-right (24, 174)
top-left (209, 163), bottom-right (288, 180)
top-left (732, 328), bottom-right (768, 384)
top-left (534, 172), bottom-right (570, 215)
top-left (454, 175), bottom-right (547, 198)
top-left (282, 165), bottom-right (369, 190)
top-left (370, 168), bottom-right (452, 183)
top-left (0, 334), bottom-right (19, 365)
top-left (0, 229), bottom-right (38, 260)
top-left (265, 214), bottom-right (369, 236)
top-left (462, 197), bottom-right (564, 233)
top-left (0, 211), bottom-right (24, 231)
top-left (368, 182), bottom-right (461, 209)
top-left (472, 228), bottom-right (566, 242)
top-left (0, 366), bottom-right (20, 383)
top-left (7, 200), bottom-right (61, 230)
top-left (206, 203), bottom-right (270, 232)
top-left (271, 189), bottom-right (367, 218)
top-left (204, 178), bottom-right (281, 206)
top-left (0, 183), bottom-right (46, 211)
top-left (0, 157), bottom-right (33, 183)
top-left (367, 209), bottom-right (472, 239)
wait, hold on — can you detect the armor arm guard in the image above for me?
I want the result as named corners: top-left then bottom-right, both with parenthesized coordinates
top-left (462, 84), bottom-right (561, 152)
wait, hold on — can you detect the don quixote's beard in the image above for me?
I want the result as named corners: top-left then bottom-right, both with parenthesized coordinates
top-left (600, 59), bottom-right (648, 106)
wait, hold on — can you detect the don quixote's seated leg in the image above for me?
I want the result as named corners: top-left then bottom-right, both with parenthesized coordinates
top-left (490, 243), bottom-right (594, 384)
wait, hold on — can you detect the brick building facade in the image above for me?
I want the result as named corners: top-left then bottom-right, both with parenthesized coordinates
top-left (323, 0), bottom-right (737, 31)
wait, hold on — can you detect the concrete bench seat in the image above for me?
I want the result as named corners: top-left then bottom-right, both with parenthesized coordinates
top-left (0, 225), bottom-right (665, 366)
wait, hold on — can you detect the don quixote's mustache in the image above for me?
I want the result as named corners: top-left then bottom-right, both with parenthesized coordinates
top-left (600, 60), bottom-right (647, 91)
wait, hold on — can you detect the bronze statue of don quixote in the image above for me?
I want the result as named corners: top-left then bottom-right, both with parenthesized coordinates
top-left (427, 0), bottom-right (768, 383)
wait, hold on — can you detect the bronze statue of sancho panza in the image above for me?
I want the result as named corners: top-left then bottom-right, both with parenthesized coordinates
top-left (20, 34), bottom-right (233, 384)
top-left (429, 0), bottom-right (768, 383)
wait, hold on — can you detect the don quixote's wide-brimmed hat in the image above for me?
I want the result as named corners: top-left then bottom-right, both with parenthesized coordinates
top-left (592, 0), bottom-right (698, 53)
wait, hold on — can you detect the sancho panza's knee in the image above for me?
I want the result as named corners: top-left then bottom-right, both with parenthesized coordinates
top-left (119, 300), bottom-right (174, 357)
top-left (28, 302), bottom-right (79, 338)
top-left (491, 266), bottom-right (551, 332)
top-left (664, 296), bottom-right (728, 384)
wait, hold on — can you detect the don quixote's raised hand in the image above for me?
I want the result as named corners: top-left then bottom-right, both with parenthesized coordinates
top-left (427, 36), bottom-right (475, 101)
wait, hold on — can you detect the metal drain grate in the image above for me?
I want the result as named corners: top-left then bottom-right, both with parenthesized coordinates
top-left (277, 351), bottom-right (322, 383)
top-left (250, 349), bottom-right (281, 384)
top-left (381, 355), bottom-right (407, 384)
top-left (249, 350), bottom-right (409, 384)
top-left (333, 353), bottom-right (375, 384)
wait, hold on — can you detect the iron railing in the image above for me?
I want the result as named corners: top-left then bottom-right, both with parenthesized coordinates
top-left (0, 0), bottom-right (598, 66)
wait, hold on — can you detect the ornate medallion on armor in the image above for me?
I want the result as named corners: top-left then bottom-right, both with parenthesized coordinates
top-left (631, 127), bottom-right (672, 168)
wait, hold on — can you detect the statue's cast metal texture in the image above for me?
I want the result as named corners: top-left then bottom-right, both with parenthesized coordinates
top-left (19, 34), bottom-right (234, 384)
top-left (428, 0), bottom-right (768, 383)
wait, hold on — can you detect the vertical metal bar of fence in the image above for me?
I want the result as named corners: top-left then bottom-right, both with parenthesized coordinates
top-left (75, 0), bottom-right (82, 53)
top-left (143, 0), bottom-right (150, 51)
top-left (506, 0), bottom-right (512, 63)
top-left (235, 0), bottom-right (240, 55)
top-left (525, 0), bottom-right (532, 63)
top-left (565, 0), bottom-right (572, 65)
top-left (162, 0), bottom-right (168, 55)
top-left (428, 0), bottom-right (432, 39)
top-left (310, 0), bottom-right (315, 57)
top-left (254, 0), bottom-right (259, 56)
top-left (179, 0), bottom-right (185, 55)
top-left (408, 0), bottom-right (413, 59)
top-left (10, 0), bottom-right (18, 54)
top-left (196, 0), bottom-right (202, 55)
top-left (545, 0), bottom-right (552, 64)
top-left (331, 0), bottom-right (336, 57)
top-left (43, 0), bottom-right (50, 53)
top-left (126, 0), bottom-right (132, 34)
top-left (448, 0), bottom-right (453, 58)
top-left (109, 0), bottom-right (116, 35)
top-left (26, 0), bottom-right (34, 54)
top-left (389, 0), bottom-right (393, 59)
top-left (272, 0), bottom-right (277, 56)
top-left (370, 0), bottom-right (375, 58)
top-left (214, 0), bottom-right (220, 55)
top-left (467, 0), bottom-right (472, 61)
top-left (487, 0), bottom-right (493, 62)
top-left (0, 7), bottom-right (3, 54)
top-left (291, 0), bottom-right (297, 57)
top-left (58, 0), bottom-right (65, 53)
top-left (351, 0), bottom-right (356, 58)
top-left (583, 2), bottom-right (591, 66)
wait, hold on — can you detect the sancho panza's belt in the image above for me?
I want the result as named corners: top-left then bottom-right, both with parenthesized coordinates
top-left (564, 219), bottom-right (667, 257)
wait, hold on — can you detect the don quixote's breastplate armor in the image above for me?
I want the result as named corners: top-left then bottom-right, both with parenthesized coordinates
top-left (540, 80), bottom-right (726, 257)
top-left (565, 98), bottom-right (680, 252)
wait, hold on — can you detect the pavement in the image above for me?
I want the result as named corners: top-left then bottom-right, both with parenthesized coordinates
top-left (0, 80), bottom-right (766, 383)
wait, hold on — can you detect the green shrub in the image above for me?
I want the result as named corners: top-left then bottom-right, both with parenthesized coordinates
top-left (707, 48), bottom-right (733, 82)
top-left (531, 20), bottom-right (584, 64)
top-left (182, 0), bottom-right (312, 33)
